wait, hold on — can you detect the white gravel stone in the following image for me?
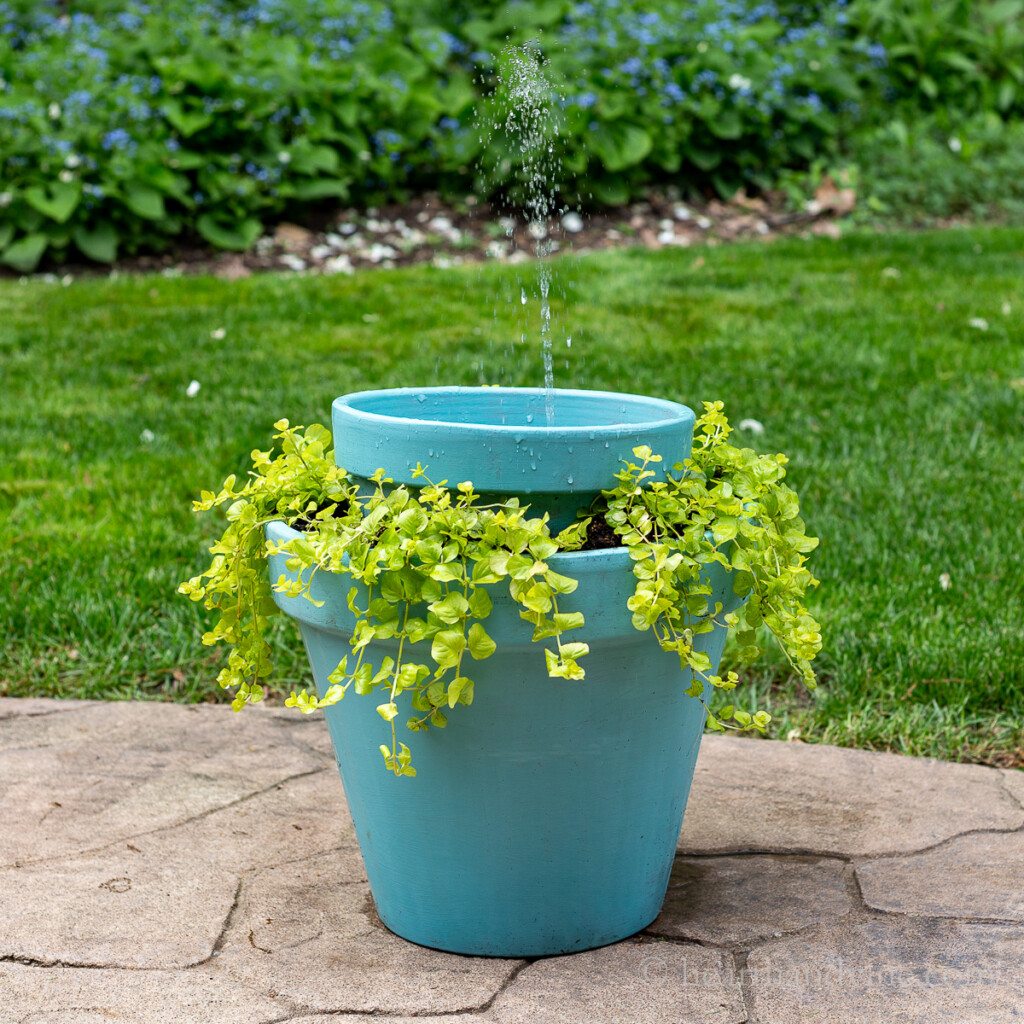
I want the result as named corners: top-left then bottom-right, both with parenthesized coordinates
top-left (323, 255), bottom-right (354, 275)
top-left (367, 244), bottom-right (398, 263)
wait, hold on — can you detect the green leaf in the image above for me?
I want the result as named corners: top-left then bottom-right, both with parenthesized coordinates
top-left (1, 233), bottom-right (48, 272)
top-left (196, 214), bottom-right (262, 251)
top-left (163, 98), bottom-right (214, 137)
top-left (0, 222), bottom-right (15, 250)
top-left (353, 664), bottom-right (373, 694)
top-left (709, 109), bottom-right (742, 140)
top-left (559, 641), bottom-right (589, 660)
top-left (396, 506), bottom-right (429, 536)
top-left (528, 536), bottom-right (559, 559)
top-left (124, 183), bottom-right (166, 221)
top-left (431, 629), bottom-right (466, 669)
top-left (590, 122), bottom-right (653, 172)
top-left (984, 0), bottom-right (1024, 22)
top-left (73, 223), bottom-right (118, 263)
top-left (591, 177), bottom-right (631, 205)
top-left (447, 676), bottom-right (474, 707)
top-left (429, 591), bottom-right (469, 624)
top-left (377, 702), bottom-right (398, 721)
top-left (290, 178), bottom-right (351, 202)
top-left (553, 611), bottom-right (585, 632)
top-left (544, 570), bottom-right (579, 594)
top-left (467, 622), bottom-right (496, 660)
top-left (25, 182), bottom-right (80, 224)
top-left (686, 145), bottom-right (721, 172)
top-left (467, 587), bottom-right (492, 619)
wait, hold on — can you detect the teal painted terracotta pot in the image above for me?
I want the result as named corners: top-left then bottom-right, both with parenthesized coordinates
top-left (267, 388), bottom-right (739, 957)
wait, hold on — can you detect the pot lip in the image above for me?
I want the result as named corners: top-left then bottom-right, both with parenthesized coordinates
top-left (265, 518), bottom-right (632, 568)
top-left (332, 386), bottom-right (694, 438)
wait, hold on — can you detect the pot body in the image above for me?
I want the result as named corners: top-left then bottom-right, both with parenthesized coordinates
top-left (268, 520), bottom-right (741, 957)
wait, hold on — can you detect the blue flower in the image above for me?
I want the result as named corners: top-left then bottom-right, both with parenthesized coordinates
top-left (101, 128), bottom-right (132, 151)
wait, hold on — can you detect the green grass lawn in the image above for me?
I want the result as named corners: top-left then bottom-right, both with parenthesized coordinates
top-left (3, 227), bottom-right (1022, 765)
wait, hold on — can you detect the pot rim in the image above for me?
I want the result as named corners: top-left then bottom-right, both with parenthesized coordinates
top-left (332, 386), bottom-right (694, 438)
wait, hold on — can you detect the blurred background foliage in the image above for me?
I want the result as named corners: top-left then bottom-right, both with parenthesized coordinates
top-left (1, 0), bottom-right (1022, 270)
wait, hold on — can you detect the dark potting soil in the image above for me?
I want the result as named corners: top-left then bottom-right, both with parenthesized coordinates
top-left (580, 514), bottom-right (621, 551)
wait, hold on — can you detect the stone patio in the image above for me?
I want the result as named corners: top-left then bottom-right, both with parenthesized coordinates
top-left (2, 697), bottom-right (1022, 1023)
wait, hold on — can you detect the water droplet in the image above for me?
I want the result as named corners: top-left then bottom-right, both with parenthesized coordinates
top-left (567, 446), bottom-right (573, 453)
top-left (567, 474), bottom-right (574, 484)
top-left (521, 287), bottom-right (527, 305)
top-left (530, 461), bottom-right (537, 470)
top-left (416, 393), bottom-right (426, 403)
top-left (526, 413), bottom-right (534, 424)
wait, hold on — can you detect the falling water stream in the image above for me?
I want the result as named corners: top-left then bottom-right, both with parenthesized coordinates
top-left (488, 42), bottom-right (566, 426)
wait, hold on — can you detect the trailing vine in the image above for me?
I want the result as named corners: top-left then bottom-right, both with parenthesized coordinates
top-left (557, 400), bottom-right (821, 731)
top-left (180, 403), bottom-right (821, 775)
top-left (179, 419), bottom-right (587, 776)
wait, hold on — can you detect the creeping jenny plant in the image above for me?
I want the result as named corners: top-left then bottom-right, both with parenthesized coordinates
top-left (179, 402), bottom-right (821, 776)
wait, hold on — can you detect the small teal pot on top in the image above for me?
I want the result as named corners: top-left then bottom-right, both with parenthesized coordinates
top-left (267, 387), bottom-right (738, 957)
top-left (331, 386), bottom-right (696, 530)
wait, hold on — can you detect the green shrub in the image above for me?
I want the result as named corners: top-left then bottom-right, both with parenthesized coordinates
top-left (852, 112), bottom-right (1024, 223)
top-left (0, 0), bottom-right (863, 270)
top-left (847, 0), bottom-right (1024, 118)
top-left (2, 0), bottom-right (1021, 271)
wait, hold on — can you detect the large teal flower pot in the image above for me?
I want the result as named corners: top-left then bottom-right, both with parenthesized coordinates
top-left (267, 387), bottom-right (741, 957)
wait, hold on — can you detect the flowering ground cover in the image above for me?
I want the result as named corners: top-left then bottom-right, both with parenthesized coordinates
top-left (4, 0), bottom-right (1021, 272)
top-left (2, 228), bottom-right (1022, 765)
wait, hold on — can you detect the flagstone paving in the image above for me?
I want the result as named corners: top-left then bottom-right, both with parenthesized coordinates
top-left (1, 698), bottom-right (1022, 1023)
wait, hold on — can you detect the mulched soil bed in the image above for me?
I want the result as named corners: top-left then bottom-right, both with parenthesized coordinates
top-left (11, 185), bottom-right (857, 284)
